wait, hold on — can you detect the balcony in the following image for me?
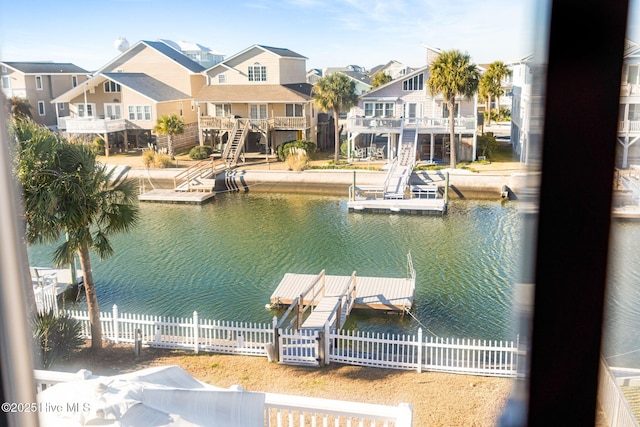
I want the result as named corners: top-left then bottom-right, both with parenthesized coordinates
top-left (199, 116), bottom-right (309, 132)
top-left (619, 120), bottom-right (640, 133)
top-left (59, 117), bottom-right (127, 133)
top-left (348, 116), bottom-right (477, 134)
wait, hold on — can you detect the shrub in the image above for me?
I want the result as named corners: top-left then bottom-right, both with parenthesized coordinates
top-left (276, 140), bottom-right (316, 161)
top-left (142, 149), bottom-right (155, 168)
top-left (284, 147), bottom-right (309, 171)
top-left (153, 153), bottom-right (173, 168)
top-left (477, 133), bottom-right (498, 159)
top-left (189, 145), bottom-right (212, 160)
top-left (92, 137), bottom-right (105, 155)
top-left (33, 311), bottom-right (83, 369)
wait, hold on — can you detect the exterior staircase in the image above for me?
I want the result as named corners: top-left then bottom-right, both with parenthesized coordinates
top-left (223, 119), bottom-right (250, 167)
top-left (383, 127), bottom-right (418, 199)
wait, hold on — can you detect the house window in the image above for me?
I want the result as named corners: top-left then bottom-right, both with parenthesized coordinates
top-left (443, 103), bottom-right (460, 118)
top-left (128, 105), bottom-right (151, 121)
top-left (1, 76), bottom-right (9, 89)
top-left (627, 65), bottom-right (640, 85)
top-left (212, 104), bottom-right (231, 117)
top-left (77, 103), bottom-right (95, 118)
top-left (249, 104), bottom-right (267, 120)
top-left (104, 81), bottom-right (121, 93)
top-left (285, 104), bottom-right (303, 117)
top-left (629, 104), bottom-right (640, 121)
top-left (402, 74), bottom-right (423, 91)
top-left (58, 103), bottom-right (65, 111)
top-left (104, 103), bottom-right (122, 119)
top-left (364, 102), bottom-right (394, 117)
top-left (72, 76), bottom-right (78, 87)
top-left (179, 102), bottom-right (184, 116)
top-left (218, 74), bottom-right (226, 83)
top-left (35, 75), bottom-right (43, 90)
top-left (37, 101), bottom-right (45, 116)
top-left (248, 64), bottom-right (267, 82)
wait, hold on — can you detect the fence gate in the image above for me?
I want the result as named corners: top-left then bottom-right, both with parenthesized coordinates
top-left (278, 328), bottom-right (320, 366)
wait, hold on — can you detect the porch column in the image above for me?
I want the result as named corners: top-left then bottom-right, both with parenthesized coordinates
top-left (104, 132), bottom-right (110, 157)
top-left (123, 130), bottom-right (129, 152)
top-left (430, 134), bottom-right (435, 163)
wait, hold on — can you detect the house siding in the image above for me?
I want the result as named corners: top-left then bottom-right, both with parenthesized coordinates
top-left (104, 46), bottom-right (196, 96)
top-left (278, 58), bottom-right (306, 84)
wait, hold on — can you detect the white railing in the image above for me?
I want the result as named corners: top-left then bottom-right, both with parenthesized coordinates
top-left (67, 307), bottom-right (517, 377)
top-left (329, 328), bottom-right (518, 377)
top-left (348, 116), bottom-right (477, 132)
top-left (619, 120), bottom-right (640, 133)
top-left (598, 359), bottom-right (640, 427)
top-left (33, 370), bottom-right (412, 427)
top-left (60, 117), bottom-right (127, 133)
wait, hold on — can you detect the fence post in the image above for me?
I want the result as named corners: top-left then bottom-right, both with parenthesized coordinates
top-left (273, 320), bottom-right (280, 363)
top-left (317, 329), bottom-right (325, 366)
top-left (113, 305), bottom-right (119, 344)
top-left (417, 328), bottom-right (423, 373)
top-left (324, 322), bottom-right (331, 366)
top-left (193, 311), bottom-right (199, 354)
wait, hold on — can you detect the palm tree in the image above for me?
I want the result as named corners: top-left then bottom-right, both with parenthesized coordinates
top-left (371, 72), bottom-right (392, 89)
top-left (153, 114), bottom-right (185, 159)
top-left (12, 119), bottom-right (140, 349)
top-left (479, 61), bottom-right (511, 125)
top-left (312, 73), bottom-right (358, 163)
top-left (427, 50), bottom-right (481, 168)
top-left (8, 96), bottom-right (33, 120)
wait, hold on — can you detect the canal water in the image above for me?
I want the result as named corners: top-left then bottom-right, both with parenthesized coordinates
top-left (26, 192), bottom-right (640, 367)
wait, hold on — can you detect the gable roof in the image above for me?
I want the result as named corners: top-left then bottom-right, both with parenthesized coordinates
top-left (1, 62), bottom-right (89, 75)
top-left (94, 40), bottom-right (205, 75)
top-left (102, 73), bottom-right (191, 102)
top-left (195, 83), bottom-right (312, 102)
top-left (360, 65), bottom-right (429, 98)
top-left (204, 44), bottom-right (307, 74)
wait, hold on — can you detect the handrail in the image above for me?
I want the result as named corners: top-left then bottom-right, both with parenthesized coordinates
top-left (173, 158), bottom-right (216, 191)
top-left (222, 120), bottom-right (239, 161)
top-left (276, 270), bottom-right (326, 330)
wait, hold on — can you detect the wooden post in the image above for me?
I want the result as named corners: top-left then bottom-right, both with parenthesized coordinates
top-left (352, 170), bottom-right (356, 201)
top-left (324, 322), bottom-right (331, 366)
top-left (296, 295), bottom-right (303, 330)
top-left (444, 172), bottom-right (450, 203)
top-left (335, 299), bottom-right (343, 331)
top-left (272, 317), bottom-right (280, 363)
top-left (317, 329), bottom-right (325, 366)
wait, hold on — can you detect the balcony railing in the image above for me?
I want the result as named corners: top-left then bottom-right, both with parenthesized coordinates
top-left (199, 116), bottom-right (309, 131)
top-left (59, 117), bottom-right (127, 133)
top-left (348, 116), bottom-right (477, 133)
top-left (619, 120), bottom-right (640, 133)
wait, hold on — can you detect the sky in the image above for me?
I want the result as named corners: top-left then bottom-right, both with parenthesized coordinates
top-left (1, 0), bottom-right (639, 72)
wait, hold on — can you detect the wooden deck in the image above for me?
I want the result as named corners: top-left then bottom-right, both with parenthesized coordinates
top-left (138, 189), bottom-right (215, 204)
top-left (270, 273), bottom-right (415, 312)
top-left (347, 198), bottom-right (446, 214)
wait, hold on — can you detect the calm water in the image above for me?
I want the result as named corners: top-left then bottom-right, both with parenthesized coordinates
top-left (26, 192), bottom-right (640, 367)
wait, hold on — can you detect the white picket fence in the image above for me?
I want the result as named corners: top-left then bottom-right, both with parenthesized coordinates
top-left (68, 306), bottom-right (518, 377)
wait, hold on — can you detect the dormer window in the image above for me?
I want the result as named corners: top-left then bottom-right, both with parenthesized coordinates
top-left (218, 74), bottom-right (226, 83)
top-left (248, 63), bottom-right (267, 82)
top-left (104, 81), bottom-right (121, 93)
top-left (402, 74), bottom-right (423, 91)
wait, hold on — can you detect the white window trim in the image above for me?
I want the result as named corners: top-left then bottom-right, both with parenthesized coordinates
top-left (128, 105), bottom-right (152, 121)
top-left (37, 101), bottom-right (45, 116)
top-left (35, 75), bottom-right (43, 90)
top-left (76, 103), bottom-right (96, 118)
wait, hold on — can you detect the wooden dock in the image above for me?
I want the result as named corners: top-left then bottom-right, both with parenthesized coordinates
top-left (138, 189), bottom-right (215, 204)
top-left (270, 273), bottom-right (415, 312)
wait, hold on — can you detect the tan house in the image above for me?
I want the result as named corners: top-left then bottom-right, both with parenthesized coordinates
top-left (195, 45), bottom-right (318, 159)
top-left (52, 40), bottom-right (207, 154)
top-left (1, 62), bottom-right (90, 129)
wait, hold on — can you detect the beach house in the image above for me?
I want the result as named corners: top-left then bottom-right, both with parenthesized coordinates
top-left (51, 40), bottom-right (207, 155)
top-left (194, 45), bottom-right (319, 158)
top-left (619, 38), bottom-right (640, 168)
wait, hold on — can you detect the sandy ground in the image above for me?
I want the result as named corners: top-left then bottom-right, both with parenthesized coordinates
top-left (55, 342), bottom-right (514, 427)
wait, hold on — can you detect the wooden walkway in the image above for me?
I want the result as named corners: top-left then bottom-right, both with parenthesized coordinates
top-left (270, 273), bottom-right (415, 312)
top-left (138, 189), bottom-right (215, 204)
top-left (347, 197), bottom-right (446, 214)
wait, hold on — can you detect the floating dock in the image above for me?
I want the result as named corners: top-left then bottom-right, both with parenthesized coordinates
top-left (31, 267), bottom-right (83, 313)
top-left (270, 258), bottom-right (416, 332)
top-left (137, 189), bottom-right (215, 204)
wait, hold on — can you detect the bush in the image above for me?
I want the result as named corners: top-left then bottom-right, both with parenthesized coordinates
top-left (92, 137), bottom-right (105, 155)
top-left (153, 153), bottom-right (173, 168)
top-left (284, 147), bottom-right (309, 171)
top-left (276, 140), bottom-right (316, 161)
top-left (189, 145), bottom-right (212, 160)
top-left (142, 149), bottom-right (155, 168)
top-left (477, 133), bottom-right (498, 159)
top-left (33, 311), bottom-right (83, 369)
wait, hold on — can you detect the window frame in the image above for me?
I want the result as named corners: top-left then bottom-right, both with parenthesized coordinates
top-left (104, 81), bottom-right (121, 93)
top-left (37, 101), bottom-right (45, 116)
top-left (35, 75), bottom-right (43, 90)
